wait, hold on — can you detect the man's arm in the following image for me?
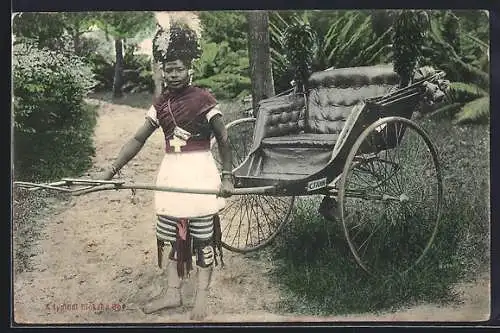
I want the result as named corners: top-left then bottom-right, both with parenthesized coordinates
top-left (101, 119), bottom-right (158, 179)
top-left (209, 113), bottom-right (234, 197)
top-left (209, 114), bottom-right (232, 175)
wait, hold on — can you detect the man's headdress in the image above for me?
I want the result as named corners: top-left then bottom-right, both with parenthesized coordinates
top-left (152, 12), bottom-right (203, 64)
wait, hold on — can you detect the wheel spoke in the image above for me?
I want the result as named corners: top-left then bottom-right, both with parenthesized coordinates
top-left (256, 196), bottom-right (276, 236)
top-left (340, 118), bottom-right (442, 275)
top-left (261, 196), bottom-right (285, 227)
top-left (357, 220), bottom-right (386, 259)
top-left (233, 197), bottom-right (245, 248)
top-left (250, 196), bottom-right (266, 244)
top-left (382, 124), bottom-right (404, 194)
top-left (222, 199), bottom-right (241, 240)
top-left (242, 197), bottom-right (253, 247)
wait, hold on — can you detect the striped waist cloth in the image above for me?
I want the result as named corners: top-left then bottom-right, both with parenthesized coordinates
top-left (156, 214), bottom-right (214, 242)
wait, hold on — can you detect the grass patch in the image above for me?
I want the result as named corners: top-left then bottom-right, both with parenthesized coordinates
top-left (265, 117), bottom-right (490, 316)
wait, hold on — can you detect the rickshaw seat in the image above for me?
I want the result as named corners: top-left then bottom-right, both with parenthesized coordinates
top-left (241, 65), bottom-right (400, 180)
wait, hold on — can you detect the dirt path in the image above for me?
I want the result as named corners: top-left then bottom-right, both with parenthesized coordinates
top-left (12, 100), bottom-right (491, 324)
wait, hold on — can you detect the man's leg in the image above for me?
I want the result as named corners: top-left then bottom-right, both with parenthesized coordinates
top-left (190, 238), bottom-right (214, 320)
top-left (142, 215), bottom-right (185, 314)
top-left (189, 215), bottom-right (217, 320)
top-left (142, 240), bottom-right (183, 314)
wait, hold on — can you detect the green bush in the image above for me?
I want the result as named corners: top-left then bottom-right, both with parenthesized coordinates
top-left (198, 11), bottom-right (248, 52)
top-left (77, 34), bottom-right (115, 92)
top-left (86, 52), bottom-right (115, 92)
top-left (195, 73), bottom-right (251, 100)
top-left (196, 13), bottom-right (253, 98)
top-left (121, 45), bottom-right (155, 94)
top-left (193, 41), bottom-right (251, 99)
top-left (85, 42), bottom-right (154, 94)
top-left (13, 40), bottom-right (98, 182)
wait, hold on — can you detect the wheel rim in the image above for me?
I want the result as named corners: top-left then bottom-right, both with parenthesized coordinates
top-left (339, 117), bottom-right (443, 275)
top-left (210, 117), bottom-right (294, 253)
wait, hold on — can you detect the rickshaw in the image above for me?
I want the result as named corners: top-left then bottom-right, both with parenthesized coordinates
top-left (15, 63), bottom-right (449, 276)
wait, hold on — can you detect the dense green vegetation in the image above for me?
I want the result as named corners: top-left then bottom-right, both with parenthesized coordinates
top-left (12, 10), bottom-right (489, 131)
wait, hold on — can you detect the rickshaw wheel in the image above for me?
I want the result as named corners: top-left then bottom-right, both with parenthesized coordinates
top-left (211, 117), bottom-right (295, 253)
top-left (338, 116), bottom-right (443, 276)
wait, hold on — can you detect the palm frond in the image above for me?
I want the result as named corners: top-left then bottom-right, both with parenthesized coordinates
top-left (321, 16), bottom-right (346, 63)
top-left (478, 52), bottom-right (490, 73)
top-left (429, 14), bottom-right (445, 43)
top-left (465, 33), bottom-right (489, 50)
top-left (366, 44), bottom-right (393, 65)
top-left (428, 102), bottom-right (463, 120)
top-left (269, 21), bottom-right (286, 46)
top-left (270, 12), bottom-right (290, 31)
top-left (336, 15), bottom-right (372, 66)
top-left (454, 96), bottom-right (489, 124)
top-left (326, 12), bottom-right (360, 62)
top-left (428, 32), bottom-right (489, 90)
top-left (323, 13), bottom-right (348, 47)
top-left (447, 82), bottom-right (488, 104)
top-left (353, 26), bottom-right (393, 64)
top-left (270, 48), bottom-right (287, 66)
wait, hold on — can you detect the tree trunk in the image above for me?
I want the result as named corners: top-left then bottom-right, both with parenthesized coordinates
top-left (73, 33), bottom-right (81, 56)
top-left (113, 38), bottom-right (124, 98)
top-left (246, 11), bottom-right (275, 117)
top-left (70, 20), bottom-right (82, 56)
top-left (152, 59), bottom-right (164, 99)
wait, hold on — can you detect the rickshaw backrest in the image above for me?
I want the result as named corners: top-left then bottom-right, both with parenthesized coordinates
top-left (306, 64), bottom-right (399, 134)
top-left (250, 94), bottom-right (306, 151)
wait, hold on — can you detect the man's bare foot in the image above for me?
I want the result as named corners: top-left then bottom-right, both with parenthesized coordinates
top-left (189, 288), bottom-right (209, 321)
top-left (142, 287), bottom-right (182, 314)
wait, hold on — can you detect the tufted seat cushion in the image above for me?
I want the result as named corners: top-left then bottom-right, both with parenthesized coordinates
top-left (262, 133), bottom-right (338, 147)
top-left (250, 94), bottom-right (306, 152)
top-left (306, 64), bottom-right (399, 134)
top-left (259, 96), bottom-right (305, 137)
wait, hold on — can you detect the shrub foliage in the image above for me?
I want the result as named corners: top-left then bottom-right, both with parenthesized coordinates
top-left (13, 40), bottom-right (98, 181)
